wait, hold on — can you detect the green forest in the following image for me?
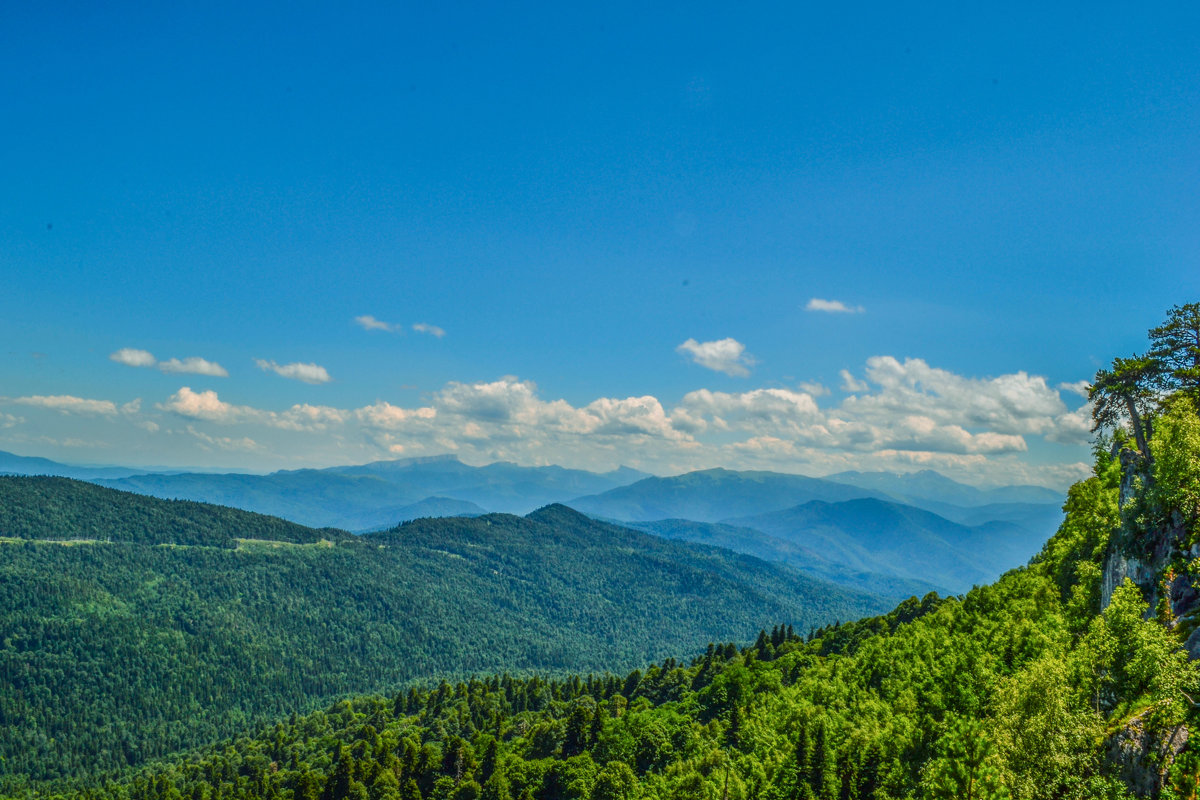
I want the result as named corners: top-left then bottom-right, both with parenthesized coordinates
top-left (0, 484), bottom-right (883, 791)
top-left (6, 304), bottom-right (1200, 799)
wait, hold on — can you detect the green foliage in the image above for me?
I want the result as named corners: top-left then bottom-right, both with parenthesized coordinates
top-left (1150, 302), bottom-right (1200, 398)
top-left (0, 476), bottom-right (344, 547)
top-left (1149, 397), bottom-right (1200, 534)
top-left (0, 481), bottom-right (886, 791)
top-left (921, 716), bottom-right (1008, 800)
top-left (1084, 580), bottom-right (1198, 726)
top-left (1033, 476), bottom-right (1118, 627)
top-left (28, 444), bottom-right (1194, 800)
top-left (15, 302), bottom-right (1200, 800)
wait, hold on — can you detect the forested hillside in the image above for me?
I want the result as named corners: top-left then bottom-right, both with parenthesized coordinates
top-left (46, 423), bottom-right (1197, 800)
top-left (19, 303), bottom-right (1200, 800)
top-left (0, 477), bottom-right (345, 547)
top-left (0, 482), bottom-right (883, 791)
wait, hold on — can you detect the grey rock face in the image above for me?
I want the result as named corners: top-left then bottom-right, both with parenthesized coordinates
top-left (1105, 712), bottom-right (1188, 798)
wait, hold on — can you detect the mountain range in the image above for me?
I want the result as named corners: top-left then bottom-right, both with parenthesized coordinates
top-left (0, 449), bottom-right (1063, 596)
top-left (92, 454), bottom-right (649, 529)
top-left (0, 475), bottom-right (886, 785)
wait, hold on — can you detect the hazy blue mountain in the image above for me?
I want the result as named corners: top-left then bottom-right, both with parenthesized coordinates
top-left (327, 455), bottom-right (652, 513)
top-left (99, 455), bottom-right (649, 528)
top-left (100, 469), bottom-right (408, 527)
top-left (727, 497), bottom-right (1049, 594)
top-left (342, 495), bottom-right (487, 532)
top-left (911, 498), bottom-right (1064, 530)
top-left (567, 468), bottom-right (884, 522)
top-left (627, 517), bottom-right (940, 600)
top-left (824, 469), bottom-right (1063, 507)
top-left (0, 449), bottom-right (165, 481)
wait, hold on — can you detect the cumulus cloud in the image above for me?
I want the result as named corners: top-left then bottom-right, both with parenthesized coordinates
top-left (159, 387), bottom-right (249, 424)
top-left (845, 357), bottom-right (1079, 439)
top-left (677, 338), bottom-right (755, 377)
top-left (356, 401), bottom-right (437, 430)
top-left (276, 404), bottom-right (349, 431)
top-left (412, 323), bottom-right (446, 338)
top-left (255, 359), bottom-right (332, 385)
top-left (116, 357), bottom-right (1092, 487)
top-left (186, 425), bottom-right (261, 452)
top-left (806, 298), bottom-right (864, 313)
top-left (355, 315), bottom-right (398, 332)
top-left (1058, 380), bottom-right (1091, 398)
top-left (110, 348), bottom-right (228, 377)
top-left (160, 387), bottom-right (346, 432)
top-left (14, 395), bottom-right (118, 415)
top-left (110, 348), bottom-right (157, 368)
top-left (159, 357), bottom-right (229, 377)
top-left (840, 369), bottom-right (869, 393)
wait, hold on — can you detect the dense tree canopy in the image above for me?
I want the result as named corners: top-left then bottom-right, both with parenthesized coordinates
top-left (0, 482), bottom-right (884, 791)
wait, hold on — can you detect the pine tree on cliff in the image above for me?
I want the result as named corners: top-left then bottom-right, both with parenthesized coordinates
top-left (1090, 354), bottom-right (1159, 457)
top-left (1150, 302), bottom-right (1200, 398)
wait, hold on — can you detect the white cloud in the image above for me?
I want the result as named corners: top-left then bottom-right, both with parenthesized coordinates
top-left (1058, 380), bottom-right (1091, 398)
top-left (0, 412), bottom-right (23, 429)
top-left (14, 395), bottom-right (118, 415)
top-left (680, 388), bottom-right (821, 427)
top-left (584, 396), bottom-right (687, 440)
top-left (798, 381), bottom-right (831, 397)
top-left (160, 387), bottom-right (346, 432)
top-left (356, 401), bottom-right (438, 430)
top-left (846, 357), bottom-right (1076, 438)
top-left (186, 425), bottom-right (261, 453)
top-left (276, 404), bottom-right (348, 431)
top-left (806, 298), bottom-right (864, 313)
top-left (159, 387), bottom-right (249, 424)
top-left (111, 348), bottom-right (229, 377)
top-left (158, 357), bottom-right (229, 377)
top-left (110, 348), bottom-right (157, 368)
top-left (355, 315), bottom-right (397, 332)
top-left (840, 369), bottom-right (869, 393)
top-left (677, 337), bottom-right (755, 377)
top-left (255, 359), bottom-right (332, 385)
top-left (412, 323), bottom-right (446, 338)
top-left (68, 357), bottom-right (1092, 487)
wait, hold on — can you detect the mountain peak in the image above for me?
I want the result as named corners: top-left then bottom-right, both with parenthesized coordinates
top-left (526, 503), bottom-right (592, 525)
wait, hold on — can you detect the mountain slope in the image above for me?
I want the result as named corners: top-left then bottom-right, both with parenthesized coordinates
top-left (0, 475), bottom-right (343, 546)
top-left (0, 477), bottom-right (886, 787)
top-left (0, 449), bottom-right (160, 481)
top-left (337, 495), bottom-right (487, 532)
top-left (568, 468), bottom-right (883, 522)
top-left (627, 517), bottom-right (940, 600)
top-left (79, 449), bottom-right (1195, 800)
top-left (825, 468), bottom-right (1063, 506)
top-left (728, 497), bottom-right (1049, 593)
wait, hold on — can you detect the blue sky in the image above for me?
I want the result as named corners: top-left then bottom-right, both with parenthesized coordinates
top-left (2, 2), bottom-right (1198, 485)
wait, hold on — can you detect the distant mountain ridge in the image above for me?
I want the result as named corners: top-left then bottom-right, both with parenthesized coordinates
top-left (727, 497), bottom-right (1048, 594)
top-left (572, 467), bottom-right (1063, 595)
top-left (0, 449), bottom-right (169, 481)
top-left (96, 455), bottom-right (651, 529)
top-left (824, 468), bottom-right (1063, 506)
top-left (566, 468), bottom-right (886, 522)
top-left (626, 517), bottom-right (941, 600)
